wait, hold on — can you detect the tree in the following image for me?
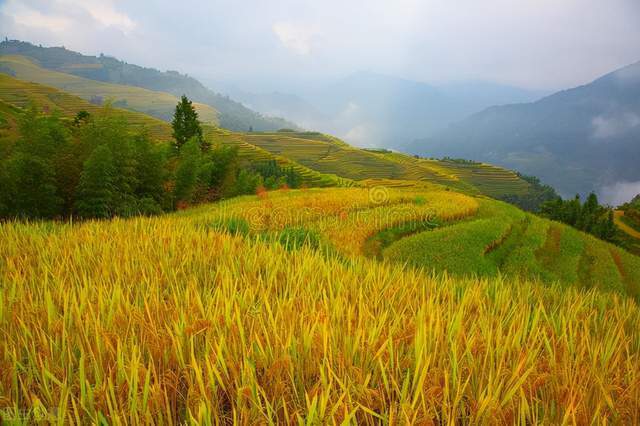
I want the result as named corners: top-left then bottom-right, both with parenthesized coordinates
top-left (75, 145), bottom-right (117, 218)
top-left (173, 137), bottom-right (202, 207)
top-left (7, 152), bottom-right (62, 218)
top-left (171, 95), bottom-right (205, 150)
top-left (132, 133), bottom-right (167, 207)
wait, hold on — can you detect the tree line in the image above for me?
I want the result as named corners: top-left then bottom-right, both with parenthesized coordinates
top-left (539, 193), bottom-right (617, 242)
top-left (0, 95), bottom-right (302, 220)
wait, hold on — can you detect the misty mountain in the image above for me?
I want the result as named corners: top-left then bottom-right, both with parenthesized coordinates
top-left (0, 40), bottom-right (296, 132)
top-left (227, 71), bottom-right (544, 148)
top-left (218, 86), bottom-right (328, 131)
top-left (408, 61), bottom-right (640, 203)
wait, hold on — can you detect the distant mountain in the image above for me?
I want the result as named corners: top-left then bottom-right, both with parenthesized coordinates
top-left (409, 61), bottom-right (640, 202)
top-left (228, 71), bottom-right (544, 148)
top-left (223, 88), bottom-right (327, 131)
top-left (0, 40), bottom-right (297, 132)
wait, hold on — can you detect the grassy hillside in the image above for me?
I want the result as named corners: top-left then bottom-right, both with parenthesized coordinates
top-left (0, 74), bottom-right (350, 189)
top-left (2, 187), bottom-right (639, 423)
top-left (0, 73), bottom-right (173, 140)
top-left (383, 198), bottom-right (640, 299)
top-left (0, 55), bottom-right (219, 125)
top-left (0, 40), bottom-right (296, 132)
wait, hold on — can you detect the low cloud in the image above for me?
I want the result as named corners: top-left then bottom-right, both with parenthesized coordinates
top-left (599, 181), bottom-right (640, 206)
top-left (592, 112), bottom-right (640, 139)
top-left (272, 22), bottom-right (319, 55)
top-left (343, 124), bottom-right (376, 147)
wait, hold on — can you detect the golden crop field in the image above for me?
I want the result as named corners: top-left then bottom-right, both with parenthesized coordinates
top-left (2, 187), bottom-right (640, 424)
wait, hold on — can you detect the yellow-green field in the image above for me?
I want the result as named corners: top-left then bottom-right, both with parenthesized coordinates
top-left (2, 188), bottom-right (640, 423)
top-left (0, 74), bottom-right (172, 141)
top-left (0, 55), bottom-right (219, 125)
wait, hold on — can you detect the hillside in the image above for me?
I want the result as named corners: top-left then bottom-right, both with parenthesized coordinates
top-left (0, 40), bottom-right (297, 132)
top-left (0, 73), bottom-right (548, 204)
top-left (2, 187), bottom-right (639, 423)
top-left (409, 60), bottom-right (640, 201)
top-left (0, 72), bottom-right (173, 140)
top-left (1, 70), bottom-right (640, 423)
top-left (0, 55), bottom-right (219, 125)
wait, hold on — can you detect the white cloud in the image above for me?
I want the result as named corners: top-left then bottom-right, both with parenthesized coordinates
top-left (62, 0), bottom-right (136, 33)
top-left (343, 123), bottom-right (377, 147)
top-left (4, 2), bottom-right (72, 32)
top-left (592, 112), bottom-right (640, 139)
top-left (272, 21), bottom-right (319, 55)
top-left (600, 181), bottom-right (640, 206)
top-left (2, 0), bottom-right (135, 35)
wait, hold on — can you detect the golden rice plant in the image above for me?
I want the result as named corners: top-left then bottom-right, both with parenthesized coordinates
top-left (1, 189), bottom-right (640, 424)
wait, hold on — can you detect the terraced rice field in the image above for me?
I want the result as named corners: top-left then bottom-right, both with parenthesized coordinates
top-left (243, 132), bottom-right (536, 199)
top-left (243, 133), bottom-right (405, 180)
top-left (0, 73), bottom-right (172, 140)
top-left (0, 55), bottom-right (219, 124)
top-left (2, 187), bottom-right (640, 423)
top-left (383, 198), bottom-right (640, 300)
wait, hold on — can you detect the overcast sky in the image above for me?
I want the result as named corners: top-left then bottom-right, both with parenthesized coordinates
top-left (1, 0), bottom-right (639, 92)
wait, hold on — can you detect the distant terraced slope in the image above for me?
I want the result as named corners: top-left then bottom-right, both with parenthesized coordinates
top-left (0, 55), bottom-right (218, 124)
top-left (0, 73), bottom-right (173, 140)
top-left (242, 131), bottom-right (533, 198)
top-left (0, 74), bottom-right (348, 189)
top-left (0, 71), bottom-right (540, 199)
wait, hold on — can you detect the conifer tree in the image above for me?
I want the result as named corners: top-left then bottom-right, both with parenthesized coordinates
top-left (171, 95), bottom-right (205, 150)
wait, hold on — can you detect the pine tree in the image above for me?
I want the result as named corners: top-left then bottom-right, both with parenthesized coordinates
top-left (171, 95), bottom-right (205, 150)
top-left (75, 145), bottom-right (117, 218)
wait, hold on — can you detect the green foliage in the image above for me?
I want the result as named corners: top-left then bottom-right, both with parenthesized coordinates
top-left (171, 95), bottom-right (204, 150)
top-left (6, 152), bottom-right (63, 218)
top-left (540, 193), bottom-right (617, 241)
top-left (73, 110), bottom-right (91, 127)
top-left (74, 145), bottom-right (117, 218)
top-left (252, 160), bottom-right (302, 189)
top-left (233, 169), bottom-right (262, 196)
top-left (0, 102), bottom-right (243, 219)
top-left (173, 137), bottom-right (202, 206)
top-left (498, 173), bottom-right (559, 212)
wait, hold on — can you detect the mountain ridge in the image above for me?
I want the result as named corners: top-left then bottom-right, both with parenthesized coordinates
top-left (0, 40), bottom-right (298, 132)
top-left (408, 60), bottom-right (640, 202)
